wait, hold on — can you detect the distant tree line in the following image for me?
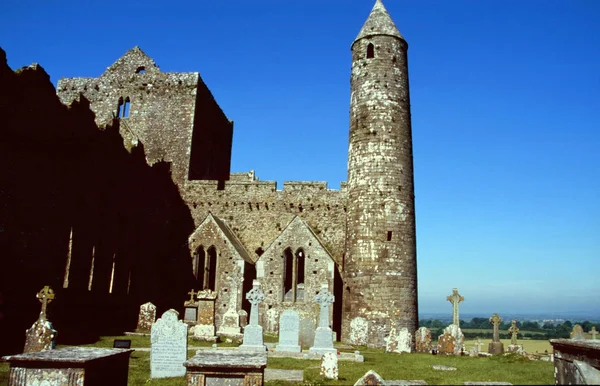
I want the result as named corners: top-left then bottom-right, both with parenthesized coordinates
top-left (419, 319), bottom-right (599, 341)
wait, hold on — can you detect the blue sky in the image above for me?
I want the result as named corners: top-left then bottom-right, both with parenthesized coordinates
top-left (2, 1), bottom-right (599, 318)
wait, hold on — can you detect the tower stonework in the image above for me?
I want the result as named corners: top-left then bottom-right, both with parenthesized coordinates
top-left (342, 0), bottom-right (418, 348)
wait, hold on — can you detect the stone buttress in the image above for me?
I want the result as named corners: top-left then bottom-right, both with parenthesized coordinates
top-left (342, 0), bottom-right (418, 348)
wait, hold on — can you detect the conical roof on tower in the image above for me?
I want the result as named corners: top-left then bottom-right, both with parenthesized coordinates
top-left (353, 0), bottom-right (404, 46)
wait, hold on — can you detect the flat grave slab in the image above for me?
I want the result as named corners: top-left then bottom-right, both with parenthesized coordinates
top-left (2, 347), bottom-right (133, 386)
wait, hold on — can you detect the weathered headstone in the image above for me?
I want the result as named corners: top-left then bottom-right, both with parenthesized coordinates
top-left (354, 370), bottom-right (386, 386)
top-left (349, 316), bottom-right (369, 346)
top-left (239, 280), bottom-right (267, 352)
top-left (320, 352), bottom-right (338, 380)
top-left (185, 350), bottom-right (267, 386)
top-left (299, 312), bottom-right (317, 348)
top-left (238, 309), bottom-right (248, 329)
top-left (24, 286), bottom-right (58, 353)
top-left (309, 284), bottom-right (337, 355)
top-left (571, 324), bottom-right (585, 340)
top-left (415, 326), bottom-right (432, 353)
top-left (150, 309), bottom-right (188, 378)
top-left (488, 313), bottom-right (504, 354)
top-left (508, 320), bottom-right (522, 353)
top-left (470, 337), bottom-right (484, 357)
top-left (385, 324), bottom-right (412, 353)
top-left (184, 289), bottom-right (199, 324)
top-left (136, 302), bottom-right (156, 333)
top-left (276, 309), bottom-right (301, 353)
top-left (194, 289), bottom-right (217, 341)
top-left (217, 275), bottom-right (242, 339)
top-left (354, 350), bottom-right (365, 362)
top-left (551, 339), bottom-right (600, 385)
top-left (438, 324), bottom-right (464, 356)
top-left (446, 288), bottom-right (464, 326)
top-left (590, 326), bottom-right (599, 340)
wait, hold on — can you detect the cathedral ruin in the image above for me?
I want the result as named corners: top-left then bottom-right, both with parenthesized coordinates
top-left (0, 0), bottom-right (417, 352)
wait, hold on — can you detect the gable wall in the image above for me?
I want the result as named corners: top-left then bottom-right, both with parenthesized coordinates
top-left (188, 219), bottom-right (246, 329)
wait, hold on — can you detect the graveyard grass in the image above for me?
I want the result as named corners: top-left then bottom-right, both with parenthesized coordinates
top-left (0, 338), bottom-right (555, 385)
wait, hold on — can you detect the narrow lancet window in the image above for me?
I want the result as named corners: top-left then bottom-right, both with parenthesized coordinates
top-left (367, 43), bottom-right (375, 59)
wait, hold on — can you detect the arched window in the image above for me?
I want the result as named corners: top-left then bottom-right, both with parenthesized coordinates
top-left (206, 246), bottom-right (218, 291)
top-left (282, 247), bottom-right (306, 303)
top-left (367, 43), bottom-right (375, 59)
top-left (123, 97), bottom-right (131, 118)
top-left (194, 246), bottom-right (206, 289)
top-left (117, 97), bottom-right (123, 118)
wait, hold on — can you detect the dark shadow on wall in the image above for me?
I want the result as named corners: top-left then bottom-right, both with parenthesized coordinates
top-left (0, 47), bottom-right (197, 355)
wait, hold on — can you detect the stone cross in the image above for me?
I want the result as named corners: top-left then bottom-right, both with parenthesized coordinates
top-left (246, 280), bottom-right (264, 326)
top-left (508, 320), bottom-right (520, 345)
top-left (446, 288), bottom-right (464, 326)
top-left (489, 313), bottom-right (502, 342)
top-left (187, 289), bottom-right (198, 303)
top-left (475, 338), bottom-right (484, 351)
top-left (36, 286), bottom-right (55, 318)
top-left (590, 326), bottom-right (599, 340)
top-left (315, 284), bottom-right (335, 328)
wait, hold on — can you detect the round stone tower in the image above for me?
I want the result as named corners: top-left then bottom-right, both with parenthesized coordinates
top-left (342, 0), bottom-right (418, 348)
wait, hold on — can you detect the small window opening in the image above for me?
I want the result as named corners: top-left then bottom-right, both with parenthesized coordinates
top-left (120, 97), bottom-right (131, 118)
top-left (136, 66), bottom-right (146, 74)
top-left (367, 43), bottom-right (375, 59)
top-left (387, 231), bottom-right (393, 241)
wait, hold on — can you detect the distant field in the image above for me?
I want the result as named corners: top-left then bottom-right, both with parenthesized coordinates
top-left (460, 328), bottom-right (546, 335)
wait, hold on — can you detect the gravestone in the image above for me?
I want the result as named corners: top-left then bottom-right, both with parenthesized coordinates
top-left (185, 350), bottom-right (267, 386)
top-left (386, 324), bottom-right (412, 353)
top-left (24, 286), bottom-right (58, 353)
top-left (299, 313), bottom-right (317, 348)
top-left (239, 280), bottom-right (267, 352)
top-left (354, 370), bottom-right (386, 386)
top-left (136, 302), bottom-right (156, 333)
top-left (447, 288), bottom-right (464, 326)
top-left (415, 326), bottom-right (432, 353)
top-left (438, 324), bottom-right (464, 356)
top-left (238, 309), bottom-right (248, 329)
top-left (2, 347), bottom-right (133, 386)
top-left (184, 289), bottom-right (199, 324)
top-left (309, 284), bottom-right (337, 355)
top-left (469, 337), bottom-right (484, 357)
top-left (354, 350), bottom-right (365, 362)
top-left (550, 339), bottom-right (600, 385)
top-left (349, 316), bottom-right (369, 346)
top-left (488, 313), bottom-right (504, 354)
top-left (217, 275), bottom-right (243, 339)
top-left (194, 289), bottom-right (217, 341)
top-left (150, 309), bottom-right (188, 378)
top-left (320, 352), bottom-right (338, 380)
top-left (508, 320), bottom-right (522, 353)
top-left (571, 324), bottom-right (585, 340)
top-left (276, 309), bottom-right (301, 353)
top-left (590, 326), bottom-right (599, 340)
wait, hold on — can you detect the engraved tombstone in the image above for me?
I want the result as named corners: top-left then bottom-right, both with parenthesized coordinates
top-left (415, 326), bottom-right (432, 353)
top-left (309, 284), bottom-right (337, 355)
top-left (151, 309), bottom-right (188, 378)
top-left (24, 286), bottom-right (58, 353)
top-left (488, 313), bottom-right (504, 354)
top-left (194, 290), bottom-right (217, 341)
top-left (276, 309), bottom-right (301, 353)
top-left (136, 302), bottom-right (156, 333)
top-left (385, 324), bottom-right (412, 353)
top-left (571, 324), bottom-right (585, 340)
top-left (184, 289), bottom-right (199, 324)
top-left (239, 280), bottom-right (267, 352)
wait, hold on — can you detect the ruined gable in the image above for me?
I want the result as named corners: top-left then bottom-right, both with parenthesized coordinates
top-left (56, 47), bottom-right (232, 184)
top-left (256, 216), bottom-right (336, 334)
top-left (188, 213), bottom-right (253, 328)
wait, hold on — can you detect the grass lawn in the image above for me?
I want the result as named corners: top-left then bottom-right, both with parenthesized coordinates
top-left (0, 337), bottom-right (554, 385)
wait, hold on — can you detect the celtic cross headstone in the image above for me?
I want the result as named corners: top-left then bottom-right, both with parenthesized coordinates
top-left (239, 280), bottom-right (267, 351)
top-left (24, 286), bottom-right (58, 353)
top-left (309, 284), bottom-right (337, 355)
top-left (446, 288), bottom-right (464, 326)
top-left (508, 320), bottom-right (520, 345)
top-left (590, 326), bottom-right (599, 340)
top-left (488, 313), bottom-right (504, 354)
